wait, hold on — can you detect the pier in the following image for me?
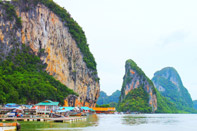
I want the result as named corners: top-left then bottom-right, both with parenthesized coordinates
top-left (0, 117), bottom-right (87, 123)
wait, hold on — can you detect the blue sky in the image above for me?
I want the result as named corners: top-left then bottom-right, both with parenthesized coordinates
top-left (54, 0), bottom-right (197, 100)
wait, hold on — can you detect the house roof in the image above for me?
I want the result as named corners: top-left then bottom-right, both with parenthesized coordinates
top-left (81, 107), bottom-right (95, 111)
top-left (36, 100), bottom-right (59, 106)
top-left (59, 107), bottom-right (74, 111)
top-left (5, 103), bottom-right (20, 108)
top-left (6, 103), bottom-right (17, 105)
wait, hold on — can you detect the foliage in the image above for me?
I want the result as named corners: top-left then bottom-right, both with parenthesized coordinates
top-left (155, 89), bottom-right (178, 113)
top-left (0, 44), bottom-right (77, 105)
top-left (109, 102), bottom-right (118, 108)
top-left (96, 104), bottom-right (110, 108)
top-left (194, 100), bottom-right (197, 110)
top-left (0, 1), bottom-right (22, 28)
top-left (118, 86), bottom-right (152, 113)
top-left (118, 59), bottom-right (157, 113)
top-left (119, 60), bottom-right (180, 113)
top-left (97, 90), bottom-right (121, 105)
top-left (152, 67), bottom-right (194, 112)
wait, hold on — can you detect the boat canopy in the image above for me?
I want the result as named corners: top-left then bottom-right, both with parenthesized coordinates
top-left (59, 107), bottom-right (95, 111)
top-left (81, 107), bottom-right (95, 111)
top-left (59, 107), bottom-right (74, 111)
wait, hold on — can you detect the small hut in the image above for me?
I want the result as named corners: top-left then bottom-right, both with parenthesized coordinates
top-left (35, 100), bottom-right (59, 114)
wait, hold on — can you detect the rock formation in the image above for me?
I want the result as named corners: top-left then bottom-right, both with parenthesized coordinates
top-left (0, 0), bottom-right (99, 107)
top-left (119, 59), bottom-right (157, 112)
top-left (152, 67), bottom-right (193, 110)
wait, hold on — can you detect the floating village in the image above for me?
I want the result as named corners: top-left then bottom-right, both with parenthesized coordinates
top-left (0, 99), bottom-right (116, 130)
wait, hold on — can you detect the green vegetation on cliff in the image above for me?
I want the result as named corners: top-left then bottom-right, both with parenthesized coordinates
top-left (119, 86), bottom-right (152, 113)
top-left (152, 67), bottom-right (194, 112)
top-left (97, 90), bottom-right (121, 105)
top-left (119, 59), bottom-right (179, 113)
top-left (119, 59), bottom-right (156, 113)
top-left (0, 1), bottom-right (22, 28)
top-left (193, 100), bottom-right (197, 110)
top-left (0, 44), bottom-right (77, 105)
top-left (155, 89), bottom-right (178, 113)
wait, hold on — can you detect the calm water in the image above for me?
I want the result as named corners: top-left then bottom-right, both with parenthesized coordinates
top-left (18, 114), bottom-right (197, 131)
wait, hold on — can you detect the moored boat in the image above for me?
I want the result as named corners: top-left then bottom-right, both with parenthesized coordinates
top-left (0, 122), bottom-right (20, 131)
top-left (69, 112), bottom-right (82, 117)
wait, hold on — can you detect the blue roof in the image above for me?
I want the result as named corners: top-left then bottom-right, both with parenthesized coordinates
top-left (6, 103), bottom-right (17, 105)
top-left (81, 107), bottom-right (90, 110)
top-left (59, 107), bottom-right (74, 111)
top-left (81, 107), bottom-right (95, 111)
top-left (36, 100), bottom-right (59, 106)
top-left (5, 103), bottom-right (20, 108)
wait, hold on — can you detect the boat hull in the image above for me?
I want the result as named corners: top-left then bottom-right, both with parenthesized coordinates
top-left (0, 123), bottom-right (20, 131)
top-left (69, 112), bottom-right (82, 117)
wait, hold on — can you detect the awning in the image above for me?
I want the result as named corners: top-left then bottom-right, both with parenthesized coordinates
top-left (59, 107), bottom-right (74, 111)
top-left (81, 107), bottom-right (95, 111)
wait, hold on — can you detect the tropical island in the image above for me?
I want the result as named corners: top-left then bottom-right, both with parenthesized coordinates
top-left (0, 1), bottom-right (197, 129)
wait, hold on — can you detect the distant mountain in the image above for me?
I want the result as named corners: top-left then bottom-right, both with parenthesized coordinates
top-left (118, 59), bottom-right (177, 113)
top-left (152, 67), bottom-right (194, 112)
top-left (97, 90), bottom-right (121, 105)
top-left (193, 100), bottom-right (197, 110)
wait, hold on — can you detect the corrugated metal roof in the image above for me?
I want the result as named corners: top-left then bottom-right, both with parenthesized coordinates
top-left (6, 103), bottom-right (17, 105)
top-left (59, 107), bottom-right (74, 110)
top-left (35, 100), bottom-right (59, 106)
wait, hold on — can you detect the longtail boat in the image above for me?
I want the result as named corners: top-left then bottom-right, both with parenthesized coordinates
top-left (69, 112), bottom-right (82, 117)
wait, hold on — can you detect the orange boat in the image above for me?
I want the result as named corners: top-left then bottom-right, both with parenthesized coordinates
top-left (92, 107), bottom-right (116, 114)
top-left (0, 122), bottom-right (20, 131)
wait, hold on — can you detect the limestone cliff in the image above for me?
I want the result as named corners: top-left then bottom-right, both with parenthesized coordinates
top-left (119, 59), bottom-right (157, 112)
top-left (0, 0), bottom-right (99, 107)
top-left (152, 67), bottom-right (193, 111)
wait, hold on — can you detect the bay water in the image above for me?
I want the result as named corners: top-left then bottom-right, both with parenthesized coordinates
top-left (19, 114), bottom-right (197, 131)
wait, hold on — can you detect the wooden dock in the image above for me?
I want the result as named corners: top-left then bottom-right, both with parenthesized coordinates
top-left (0, 117), bottom-right (87, 123)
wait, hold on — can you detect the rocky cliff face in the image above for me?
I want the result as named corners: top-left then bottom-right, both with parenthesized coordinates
top-left (119, 59), bottom-right (157, 112)
top-left (152, 67), bottom-right (193, 110)
top-left (0, 0), bottom-right (99, 107)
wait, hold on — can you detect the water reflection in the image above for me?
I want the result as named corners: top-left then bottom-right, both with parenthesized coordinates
top-left (122, 115), bottom-right (148, 125)
top-left (18, 114), bottom-right (197, 131)
top-left (19, 114), bottom-right (99, 131)
top-left (122, 114), bottom-right (179, 126)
